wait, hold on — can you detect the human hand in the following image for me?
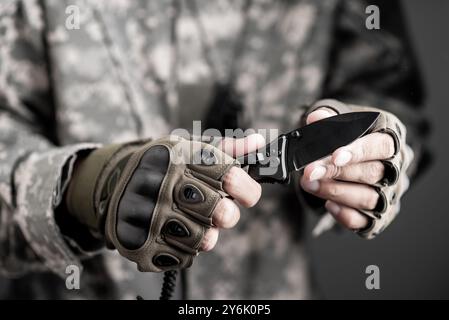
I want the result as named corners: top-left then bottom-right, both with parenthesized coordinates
top-left (299, 100), bottom-right (413, 238)
top-left (66, 134), bottom-right (265, 271)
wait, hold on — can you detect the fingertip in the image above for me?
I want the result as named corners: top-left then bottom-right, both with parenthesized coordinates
top-left (229, 204), bottom-right (241, 228)
top-left (329, 205), bottom-right (369, 230)
top-left (200, 227), bottom-right (219, 252)
top-left (221, 134), bottom-right (266, 157)
top-left (213, 198), bottom-right (241, 229)
top-left (244, 133), bottom-right (266, 154)
top-left (300, 175), bottom-right (320, 193)
top-left (306, 108), bottom-right (337, 125)
top-left (304, 163), bottom-right (327, 181)
top-left (332, 148), bottom-right (352, 167)
top-left (303, 163), bottom-right (316, 181)
top-left (223, 167), bottom-right (262, 208)
top-left (325, 200), bottom-right (341, 216)
top-left (249, 133), bottom-right (266, 148)
top-left (241, 181), bottom-right (262, 208)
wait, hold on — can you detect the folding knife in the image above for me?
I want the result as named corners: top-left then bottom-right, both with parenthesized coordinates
top-left (238, 112), bottom-right (380, 183)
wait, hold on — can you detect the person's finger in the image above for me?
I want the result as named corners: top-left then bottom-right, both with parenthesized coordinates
top-left (301, 108), bottom-right (337, 181)
top-left (219, 134), bottom-right (266, 157)
top-left (325, 200), bottom-right (370, 230)
top-left (303, 157), bottom-right (331, 181)
top-left (306, 107), bottom-right (338, 125)
top-left (304, 160), bottom-right (385, 185)
top-left (300, 176), bottom-right (379, 211)
top-left (223, 166), bottom-right (262, 207)
top-left (199, 227), bottom-right (219, 252)
top-left (332, 132), bottom-right (395, 167)
top-left (212, 198), bottom-right (241, 229)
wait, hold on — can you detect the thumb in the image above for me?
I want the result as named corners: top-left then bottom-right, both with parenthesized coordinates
top-left (306, 107), bottom-right (338, 125)
top-left (219, 134), bottom-right (266, 157)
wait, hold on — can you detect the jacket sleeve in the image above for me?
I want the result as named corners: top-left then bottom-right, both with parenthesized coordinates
top-left (299, 0), bottom-right (431, 216)
top-left (0, 0), bottom-right (98, 278)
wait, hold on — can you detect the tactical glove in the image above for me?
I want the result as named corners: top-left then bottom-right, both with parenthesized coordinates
top-left (66, 136), bottom-right (238, 271)
top-left (306, 99), bottom-right (414, 239)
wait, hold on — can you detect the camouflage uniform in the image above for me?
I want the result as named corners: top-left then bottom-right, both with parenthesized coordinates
top-left (0, 0), bottom-right (428, 299)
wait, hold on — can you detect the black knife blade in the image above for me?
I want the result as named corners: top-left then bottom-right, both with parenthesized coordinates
top-left (238, 112), bottom-right (380, 183)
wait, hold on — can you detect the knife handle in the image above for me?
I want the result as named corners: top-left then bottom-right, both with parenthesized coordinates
top-left (237, 135), bottom-right (289, 184)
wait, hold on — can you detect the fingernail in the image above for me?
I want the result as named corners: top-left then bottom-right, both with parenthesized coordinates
top-left (314, 108), bottom-right (335, 118)
top-left (308, 109), bottom-right (333, 124)
top-left (302, 179), bottom-right (320, 192)
top-left (326, 201), bottom-right (341, 216)
top-left (334, 150), bottom-right (352, 166)
top-left (310, 165), bottom-right (327, 181)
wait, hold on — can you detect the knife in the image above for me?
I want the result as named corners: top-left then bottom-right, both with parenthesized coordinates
top-left (238, 112), bottom-right (380, 184)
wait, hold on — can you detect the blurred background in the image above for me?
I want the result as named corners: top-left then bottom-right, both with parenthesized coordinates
top-left (308, 0), bottom-right (449, 299)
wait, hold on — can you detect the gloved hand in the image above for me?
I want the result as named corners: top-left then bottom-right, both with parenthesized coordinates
top-left (300, 99), bottom-right (414, 239)
top-left (65, 135), bottom-right (264, 271)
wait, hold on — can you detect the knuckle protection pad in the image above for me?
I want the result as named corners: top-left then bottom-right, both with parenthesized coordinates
top-left (174, 176), bottom-right (222, 224)
top-left (115, 145), bottom-right (170, 250)
top-left (357, 185), bottom-right (401, 239)
top-left (188, 148), bottom-right (237, 183)
top-left (356, 208), bottom-right (399, 240)
top-left (104, 137), bottom-right (233, 272)
top-left (137, 244), bottom-right (195, 272)
top-left (380, 155), bottom-right (402, 186)
top-left (162, 215), bottom-right (205, 254)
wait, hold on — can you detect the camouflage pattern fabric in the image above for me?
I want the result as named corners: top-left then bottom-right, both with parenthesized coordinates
top-left (0, 0), bottom-right (427, 299)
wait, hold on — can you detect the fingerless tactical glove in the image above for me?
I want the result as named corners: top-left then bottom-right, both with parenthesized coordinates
top-left (66, 136), bottom-right (238, 271)
top-left (307, 99), bottom-right (414, 239)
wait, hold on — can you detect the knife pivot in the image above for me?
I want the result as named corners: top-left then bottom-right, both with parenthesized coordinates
top-left (290, 130), bottom-right (301, 138)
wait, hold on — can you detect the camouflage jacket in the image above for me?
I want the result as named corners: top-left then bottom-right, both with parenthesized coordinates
top-left (0, 0), bottom-right (428, 299)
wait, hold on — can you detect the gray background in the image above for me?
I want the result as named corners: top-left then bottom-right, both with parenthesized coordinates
top-left (308, 0), bottom-right (449, 299)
